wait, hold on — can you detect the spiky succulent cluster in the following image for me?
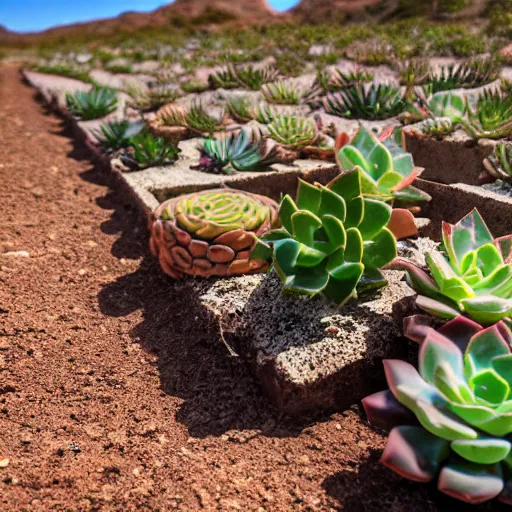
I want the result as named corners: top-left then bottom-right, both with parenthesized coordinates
top-left (337, 126), bottom-right (431, 208)
top-left (150, 189), bottom-right (279, 278)
top-left (315, 66), bottom-right (374, 93)
top-left (150, 103), bottom-right (226, 142)
top-left (127, 83), bottom-right (181, 112)
top-left (419, 118), bottom-right (455, 139)
top-left (363, 315), bottom-right (512, 505)
top-left (193, 127), bottom-right (282, 174)
top-left (261, 81), bottom-right (303, 105)
top-left (209, 64), bottom-right (279, 91)
top-left (427, 61), bottom-right (499, 94)
top-left (94, 120), bottom-right (144, 151)
top-left (121, 132), bottom-right (180, 170)
top-left (65, 87), bottom-right (118, 120)
top-left (267, 115), bottom-right (318, 150)
top-left (225, 97), bottom-right (276, 125)
top-left (484, 143), bottom-right (512, 182)
top-left (462, 91), bottom-right (512, 140)
top-left (390, 209), bottom-right (512, 325)
top-left (396, 59), bottom-right (430, 88)
top-left (253, 169), bottom-right (397, 305)
top-left (323, 84), bottom-right (407, 121)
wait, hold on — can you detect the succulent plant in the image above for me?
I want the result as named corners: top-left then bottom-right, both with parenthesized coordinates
top-left (210, 64), bottom-right (279, 91)
top-left (427, 91), bottom-right (466, 123)
top-left (193, 127), bottom-right (283, 174)
top-left (65, 87), bottom-right (118, 120)
top-left (337, 126), bottom-right (431, 208)
top-left (396, 59), bottom-right (430, 88)
top-left (226, 96), bottom-right (254, 123)
top-left (121, 133), bottom-right (180, 170)
top-left (267, 116), bottom-right (318, 150)
top-left (419, 117), bottom-right (455, 139)
top-left (484, 143), bottom-right (512, 182)
top-left (363, 315), bottom-right (512, 505)
top-left (253, 168), bottom-right (397, 305)
top-left (127, 83), bottom-right (180, 112)
top-left (323, 84), bottom-right (407, 121)
top-left (462, 91), bottom-right (512, 140)
top-left (315, 66), bottom-right (374, 93)
top-left (180, 79), bottom-right (209, 94)
top-left (427, 60), bottom-right (499, 94)
top-left (389, 209), bottom-right (512, 325)
top-left (261, 80), bottom-right (303, 105)
top-left (150, 189), bottom-right (279, 278)
top-left (154, 103), bottom-right (226, 139)
top-left (236, 64), bottom-right (280, 91)
top-left (94, 120), bottom-right (144, 151)
top-left (209, 65), bottom-right (241, 89)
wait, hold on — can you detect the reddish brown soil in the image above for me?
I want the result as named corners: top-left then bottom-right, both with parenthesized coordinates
top-left (0, 65), bottom-right (502, 511)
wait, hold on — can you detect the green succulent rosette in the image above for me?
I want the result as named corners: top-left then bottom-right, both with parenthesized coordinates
top-left (389, 209), bottom-right (512, 325)
top-left (363, 315), bottom-right (512, 505)
top-left (151, 189), bottom-right (279, 279)
top-left (337, 126), bottom-right (431, 208)
top-left (253, 168), bottom-right (397, 305)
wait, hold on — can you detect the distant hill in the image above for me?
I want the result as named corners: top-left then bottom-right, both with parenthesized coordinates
top-left (0, 0), bottom-right (493, 48)
top-left (0, 0), bottom-right (280, 47)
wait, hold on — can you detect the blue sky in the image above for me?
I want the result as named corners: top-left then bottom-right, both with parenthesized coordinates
top-left (0, 0), bottom-right (300, 32)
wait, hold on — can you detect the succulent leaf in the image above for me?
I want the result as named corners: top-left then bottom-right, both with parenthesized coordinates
top-left (337, 126), bottom-right (430, 209)
top-left (364, 318), bottom-right (512, 504)
top-left (256, 169), bottom-right (396, 305)
top-left (66, 86), bottom-right (118, 120)
top-left (392, 209), bottom-right (512, 325)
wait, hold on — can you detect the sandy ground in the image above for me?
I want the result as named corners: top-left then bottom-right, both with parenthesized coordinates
top-left (0, 64), bottom-right (500, 511)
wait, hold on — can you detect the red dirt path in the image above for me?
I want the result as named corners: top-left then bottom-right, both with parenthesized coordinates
top-left (0, 65), bottom-right (486, 511)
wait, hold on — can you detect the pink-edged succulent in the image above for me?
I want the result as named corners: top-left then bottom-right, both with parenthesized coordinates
top-left (363, 315), bottom-right (512, 505)
top-left (389, 209), bottom-right (512, 325)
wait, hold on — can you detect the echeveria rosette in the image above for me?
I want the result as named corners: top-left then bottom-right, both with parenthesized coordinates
top-left (337, 125), bottom-right (431, 209)
top-left (150, 189), bottom-right (279, 279)
top-left (362, 315), bottom-right (512, 505)
top-left (389, 209), bottom-right (512, 325)
top-left (252, 168), bottom-right (397, 305)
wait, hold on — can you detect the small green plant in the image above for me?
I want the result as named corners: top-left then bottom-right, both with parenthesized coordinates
top-left (180, 79), bottom-right (209, 94)
top-left (267, 116), bottom-right (318, 150)
top-left (127, 83), bottom-right (180, 112)
top-left (226, 96), bottom-right (254, 123)
top-left (193, 127), bottom-right (282, 174)
top-left (261, 81), bottom-right (303, 105)
top-left (160, 103), bottom-right (225, 136)
top-left (337, 126), bottom-right (430, 207)
top-left (35, 63), bottom-right (91, 83)
top-left (419, 118), bottom-right (455, 139)
top-left (315, 66), bottom-right (374, 93)
top-left (462, 91), bottom-right (512, 140)
top-left (427, 60), bottom-right (500, 94)
top-left (209, 64), bottom-right (279, 91)
top-left (389, 209), bottom-right (512, 324)
top-left (323, 84), bottom-right (407, 120)
top-left (252, 168), bottom-right (397, 305)
top-left (363, 315), bottom-right (512, 505)
top-left (122, 133), bottom-right (180, 170)
top-left (208, 65), bottom-right (240, 89)
top-left (236, 64), bottom-right (280, 91)
top-left (94, 120), bottom-right (144, 151)
top-left (65, 87), bottom-right (118, 120)
top-left (396, 59), bottom-right (430, 88)
top-left (484, 142), bottom-right (512, 182)
top-left (427, 91), bottom-right (466, 122)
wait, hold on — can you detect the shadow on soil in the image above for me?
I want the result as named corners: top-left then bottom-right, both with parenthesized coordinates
top-left (323, 447), bottom-right (509, 512)
top-left (43, 109), bottom-right (320, 438)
